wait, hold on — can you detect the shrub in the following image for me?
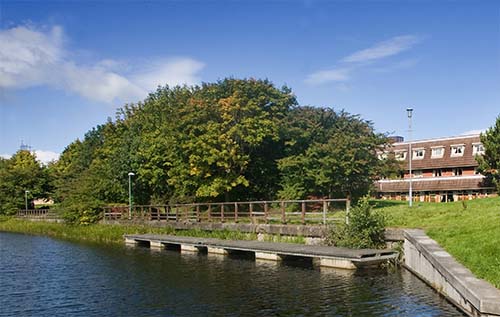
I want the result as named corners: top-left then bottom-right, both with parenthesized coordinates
top-left (326, 197), bottom-right (386, 249)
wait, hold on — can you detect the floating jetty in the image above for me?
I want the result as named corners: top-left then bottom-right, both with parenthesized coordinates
top-left (124, 234), bottom-right (398, 269)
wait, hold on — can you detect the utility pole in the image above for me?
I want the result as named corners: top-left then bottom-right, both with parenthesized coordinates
top-left (407, 108), bottom-right (413, 207)
top-left (128, 172), bottom-right (135, 219)
top-left (25, 190), bottom-right (30, 213)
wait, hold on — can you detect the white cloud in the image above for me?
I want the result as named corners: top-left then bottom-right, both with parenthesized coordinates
top-left (306, 35), bottom-right (422, 85)
top-left (342, 35), bottom-right (421, 63)
top-left (0, 25), bottom-right (205, 104)
top-left (34, 150), bottom-right (59, 164)
top-left (0, 150), bottom-right (58, 164)
top-left (461, 129), bottom-right (486, 136)
top-left (305, 68), bottom-right (351, 85)
top-left (134, 58), bottom-right (205, 92)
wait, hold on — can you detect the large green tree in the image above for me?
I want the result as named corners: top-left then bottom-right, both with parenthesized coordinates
top-left (278, 108), bottom-right (388, 200)
top-left (477, 115), bottom-right (500, 192)
top-left (0, 150), bottom-right (52, 215)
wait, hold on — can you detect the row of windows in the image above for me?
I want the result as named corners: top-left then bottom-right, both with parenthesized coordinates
top-left (411, 168), bottom-right (479, 178)
top-left (385, 143), bottom-right (484, 161)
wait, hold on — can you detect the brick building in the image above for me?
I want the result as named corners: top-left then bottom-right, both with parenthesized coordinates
top-left (375, 134), bottom-right (496, 202)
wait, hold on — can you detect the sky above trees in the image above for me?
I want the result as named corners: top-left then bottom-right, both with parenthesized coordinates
top-left (1, 1), bottom-right (499, 162)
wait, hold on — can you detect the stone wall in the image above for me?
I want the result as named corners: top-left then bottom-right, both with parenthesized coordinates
top-left (404, 229), bottom-right (500, 317)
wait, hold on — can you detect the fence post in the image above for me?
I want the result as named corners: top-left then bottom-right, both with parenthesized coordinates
top-left (281, 201), bottom-right (286, 224)
top-left (264, 202), bottom-right (269, 224)
top-left (196, 205), bottom-right (200, 222)
top-left (346, 196), bottom-right (351, 225)
top-left (322, 200), bottom-right (327, 225)
top-left (249, 203), bottom-right (253, 224)
top-left (301, 201), bottom-right (306, 225)
top-left (234, 202), bottom-right (238, 223)
top-left (220, 204), bottom-right (224, 223)
top-left (208, 204), bottom-right (212, 222)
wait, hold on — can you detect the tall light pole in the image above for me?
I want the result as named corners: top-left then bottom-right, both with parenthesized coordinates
top-left (25, 190), bottom-right (30, 213)
top-left (128, 172), bottom-right (135, 219)
top-left (407, 108), bottom-right (413, 207)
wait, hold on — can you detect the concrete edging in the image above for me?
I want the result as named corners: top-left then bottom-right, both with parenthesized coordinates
top-left (403, 229), bottom-right (500, 317)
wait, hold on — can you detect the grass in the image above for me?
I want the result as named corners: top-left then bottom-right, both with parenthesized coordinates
top-left (373, 197), bottom-right (500, 288)
top-left (0, 217), bottom-right (305, 246)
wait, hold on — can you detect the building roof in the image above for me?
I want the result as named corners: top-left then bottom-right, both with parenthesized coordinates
top-left (376, 176), bottom-right (493, 192)
top-left (387, 134), bottom-right (481, 170)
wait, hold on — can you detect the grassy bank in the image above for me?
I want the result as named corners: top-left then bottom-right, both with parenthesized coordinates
top-left (374, 197), bottom-right (500, 288)
top-left (0, 217), bottom-right (305, 245)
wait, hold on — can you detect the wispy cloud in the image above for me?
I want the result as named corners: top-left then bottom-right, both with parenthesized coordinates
top-left (461, 129), bottom-right (486, 136)
top-left (305, 67), bottom-right (351, 85)
top-left (342, 35), bottom-right (421, 63)
top-left (306, 35), bottom-right (422, 85)
top-left (0, 25), bottom-right (205, 104)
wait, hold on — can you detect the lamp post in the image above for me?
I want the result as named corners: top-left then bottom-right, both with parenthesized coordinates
top-left (407, 108), bottom-right (413, 207)
top-left (25, 190), bottom-right (30, 214)
top-left (128, 172), bottom-right (135, 219)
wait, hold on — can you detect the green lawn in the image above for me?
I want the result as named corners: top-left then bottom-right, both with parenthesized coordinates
top-left (374, 197), bottom-right (500, 288)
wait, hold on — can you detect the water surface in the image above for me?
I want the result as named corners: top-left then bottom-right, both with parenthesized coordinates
top-left (0, 232), bottom-right (464, 316)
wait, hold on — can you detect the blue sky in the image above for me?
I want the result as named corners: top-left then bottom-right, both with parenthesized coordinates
top-left (1, 1), bottom-right (499, 163)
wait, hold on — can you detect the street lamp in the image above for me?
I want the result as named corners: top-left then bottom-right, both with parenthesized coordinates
top-left (25, 190), bottom-right (30, 215)
top-left (407, 108), bottom-right (413, 207)
top-left (128, 172), bottom-right (135, 219)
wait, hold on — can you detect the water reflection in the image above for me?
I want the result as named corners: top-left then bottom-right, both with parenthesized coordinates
top-left (0, 232), bottom-right (464, 316)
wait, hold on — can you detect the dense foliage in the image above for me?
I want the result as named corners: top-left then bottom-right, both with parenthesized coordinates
top-left (0, 151), bottom-right (52, 215)
top-left (1, 79), bottom-right (396, 223)
top-left (477, 115), bottom-right (500, 193)
top-left (326, 197), bottom-right (386, 249)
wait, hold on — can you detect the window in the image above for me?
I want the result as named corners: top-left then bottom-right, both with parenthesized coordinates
top-left (452, 168), bottom-right (463, 176)
top-left (377, 152), bottom-right (388, 160)
top-left (412, 149), bottom-right (425, 159)
top-left (450, 145), bottom-right (465, 157)
top-left (431, 147), bottom-right (444, 158)
top-left (433, 169), bottom-right (442, 177)
top-left (472, 143), bottom-right (485, 155)
top-left (413, 170), bottom-right (423, 178)
top-left (395, 151), bottom-right (407, 161)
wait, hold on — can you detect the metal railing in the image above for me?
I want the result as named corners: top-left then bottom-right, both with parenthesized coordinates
top-left (103, 198), bottom-right (350, 225)
top-left (16, 209), bottom-right (60, 220)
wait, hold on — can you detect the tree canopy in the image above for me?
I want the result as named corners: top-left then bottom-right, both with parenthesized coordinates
top-left (0, 78), bottom-right (397, 223)
top-left (477, 115), bottom-right (500, 192)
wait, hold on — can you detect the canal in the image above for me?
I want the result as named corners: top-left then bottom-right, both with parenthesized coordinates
top-left (0, 232), bottom-right (464, 316)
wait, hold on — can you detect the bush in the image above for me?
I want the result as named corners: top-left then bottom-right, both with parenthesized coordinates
top-left (326, 197), bottom-right (386, 249)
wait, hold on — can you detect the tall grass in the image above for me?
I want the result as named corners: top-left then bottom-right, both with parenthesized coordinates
top-left (0, 217), bottom-right (305, 245)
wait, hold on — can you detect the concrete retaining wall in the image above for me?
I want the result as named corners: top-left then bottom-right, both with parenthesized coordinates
top-left (404, 229), bottom-right (500, 317)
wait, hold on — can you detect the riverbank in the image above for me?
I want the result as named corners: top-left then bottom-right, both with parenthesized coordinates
top-left (376, 197), bottom-right (500, 288)
top-left (0, 217), bottom-right (305, 245)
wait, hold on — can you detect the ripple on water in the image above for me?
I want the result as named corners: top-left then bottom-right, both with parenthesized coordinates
top-left (0, 232), bottom-right (465, 317)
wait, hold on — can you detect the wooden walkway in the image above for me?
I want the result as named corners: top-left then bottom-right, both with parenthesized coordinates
top-left (124, 234), bottom-right (398, 269)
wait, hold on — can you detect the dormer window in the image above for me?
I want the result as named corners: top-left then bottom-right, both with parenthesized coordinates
top-left (472, 143), bottom-right (484, 156)
top-left (450, 144), bottom-right (465, 157)
top-left (431, 146), bottom-right (444, 158)
top-left (412, 148), bottom-right (425, 160)
top-left (395, 150), bottom-right (407, 161)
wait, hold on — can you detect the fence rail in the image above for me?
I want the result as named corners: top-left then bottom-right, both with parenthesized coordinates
top-left (16, 209), bottom-right (60, 220)
top-left (103, 198), bottom-right (351, 225)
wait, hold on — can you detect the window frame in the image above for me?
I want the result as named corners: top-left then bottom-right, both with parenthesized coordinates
top-left (450, 144), bottom-right (465, 157)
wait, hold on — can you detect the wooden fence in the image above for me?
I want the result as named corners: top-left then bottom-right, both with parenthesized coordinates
top-left (103, 198), bottom-right (350, 225)
top-left (16, 209), bottom-right (60, 220)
